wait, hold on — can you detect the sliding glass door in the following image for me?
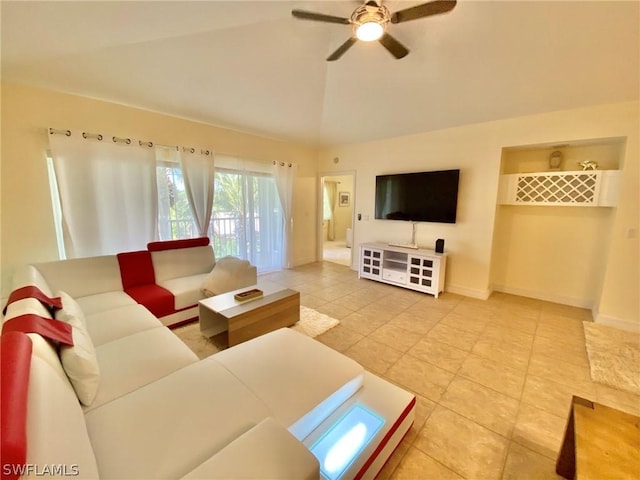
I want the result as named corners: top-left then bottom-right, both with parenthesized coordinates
top-left (211, 166), bottom-right (283, 273)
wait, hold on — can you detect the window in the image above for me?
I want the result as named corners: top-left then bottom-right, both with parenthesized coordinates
top-left (156, 150), bottom-right (196, 240)
top-left (156, 150), bottom-right (284, 273)
top-left (47, 138), bottom-right (284, 270)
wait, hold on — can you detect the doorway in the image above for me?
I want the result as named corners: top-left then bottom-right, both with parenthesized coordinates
top-left (319, 173), bottom-right (355, 267)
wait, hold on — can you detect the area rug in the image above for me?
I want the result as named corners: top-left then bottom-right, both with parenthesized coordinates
top-left (583, 321), bottom-right (640, 395)
top-left (172, 306), bottom-right (340, 359)
top-left (292, 306), bottom-right (340, 338)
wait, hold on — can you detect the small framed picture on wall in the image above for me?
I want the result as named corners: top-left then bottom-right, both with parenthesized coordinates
top-left (339, 191), bottom-right (350, 207)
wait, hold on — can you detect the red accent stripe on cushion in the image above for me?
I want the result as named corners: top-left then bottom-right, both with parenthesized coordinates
top-left (125, 284), bottom-right (176, 318)
top-left (117, 250), bottom-right (156, 289)
top-left (354, 396), bottom-right (416, 480)
top-left (147, 237), bottom-right (210, 252)
top-left (2, 315), bottom-right (74, 346)
top-left (2, 286), bottom-right (63, 316)
top-left (1, 332), bottom-right (33, 480)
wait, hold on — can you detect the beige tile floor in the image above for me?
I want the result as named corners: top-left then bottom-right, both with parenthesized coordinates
top-left (261, 262), bottom-right (640, 480)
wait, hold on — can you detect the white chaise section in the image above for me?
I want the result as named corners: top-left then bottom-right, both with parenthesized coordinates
top-left (181, 418), bottom-right (319, 480)
top-left (84, 357), bottom-right (272, 479)
top-left (213, 328), bottom-right (365, 440)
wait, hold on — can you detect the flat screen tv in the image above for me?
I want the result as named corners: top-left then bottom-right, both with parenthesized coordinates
top-left (375, 169), bottom-right (460, 223)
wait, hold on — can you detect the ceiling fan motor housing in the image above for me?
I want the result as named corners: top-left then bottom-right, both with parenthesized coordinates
top-left (351, 1), bottom-right (391, 28)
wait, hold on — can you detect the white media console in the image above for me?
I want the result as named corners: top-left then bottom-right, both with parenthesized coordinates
top-left (358, 242), bottom-right (447, 298)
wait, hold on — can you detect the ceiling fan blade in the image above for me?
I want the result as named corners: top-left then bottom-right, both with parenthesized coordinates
top-left (378, 33), bottom-right (409, 59)
top-left (291, 9), bottom-right (350, 25)
top-left (327, 37), bottom-right (358, 61)
top-left (391, 0), bottom-right (457, 24)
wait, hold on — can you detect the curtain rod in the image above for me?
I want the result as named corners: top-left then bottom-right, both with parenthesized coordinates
top-left (48, 127), bottom-right (212, 156)
top-left (273, 161), bottom-right (293, 167)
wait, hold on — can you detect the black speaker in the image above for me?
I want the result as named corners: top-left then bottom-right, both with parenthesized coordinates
top-left (435, 238), bottom-right (445, 253)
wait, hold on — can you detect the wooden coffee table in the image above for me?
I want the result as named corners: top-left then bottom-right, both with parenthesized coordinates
top-left (556, 395), bottom-right (640, 479)
top-left (198, 281), bottom-right (300, 347)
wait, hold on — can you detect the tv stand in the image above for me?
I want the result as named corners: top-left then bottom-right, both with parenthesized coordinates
top-left (388, 242), bottom-right (418, 249)
top-left (359, 242), bottom-right (447, 297)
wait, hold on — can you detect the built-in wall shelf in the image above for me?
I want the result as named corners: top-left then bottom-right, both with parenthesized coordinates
top-left (498, 170), bottom-right (621, 207)
top-left (359, 242), bottom-right (446, 297)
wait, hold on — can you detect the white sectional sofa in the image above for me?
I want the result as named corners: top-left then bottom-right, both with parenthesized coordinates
top-left (27, 237), bottom-right (257, 327)
top-left (1, 240), bottom-right (416, 480)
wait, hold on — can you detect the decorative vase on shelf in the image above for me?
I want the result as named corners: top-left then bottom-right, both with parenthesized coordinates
top-left (578, 160), bottom-right (598, 171)
top-left (549, 150), bottom-right (563, 171)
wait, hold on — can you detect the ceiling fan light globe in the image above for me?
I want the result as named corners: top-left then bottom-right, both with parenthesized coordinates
top-left (356, 22), bottom-right (384, 41)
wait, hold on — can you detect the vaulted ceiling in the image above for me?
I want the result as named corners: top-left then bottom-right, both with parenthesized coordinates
top-left (2, 1), bottom-right (638, 146)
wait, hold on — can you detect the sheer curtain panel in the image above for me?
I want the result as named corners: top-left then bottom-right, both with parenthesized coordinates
top-left (272, 161), bottom-right (297, 268)
top-left (48, 131), bottom-right (158, 258)
top-left (324, 181), bottom-right (338, 241)
top-left (181, 148), bottom-right (215, 237)
top-left (213, 156), bottom-right (283, 272)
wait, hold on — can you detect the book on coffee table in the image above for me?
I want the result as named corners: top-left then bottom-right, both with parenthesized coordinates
top-left (234, 288), bottom-right (263, 302)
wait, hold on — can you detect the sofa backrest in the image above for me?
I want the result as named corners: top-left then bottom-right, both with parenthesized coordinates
top-left (35, 255), bottom-right (123, 299)
top-left (150, 244), bottom-right (215, 282)
top-left (117, 250), bottom-right (156, 289)
top-left (10, 266), bottom-right (55, 298)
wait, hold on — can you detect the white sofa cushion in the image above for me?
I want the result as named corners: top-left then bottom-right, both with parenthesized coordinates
top-left (151, 245), bottom-right (215, 282)
top-left (85, 356), bottom-right (272, 479)
top-left (26, 349), bottom-right (100, 479)
top-left (35, 255), bottom-right (124, 298)
top-left (85, 304), bottom-right (162, 347)
top-left (56, 292), bottom-right (101, 406)
top-left (87, 326), bottom-right (198, 411)
top-left (213, 328), bottom-right (365, 440)
top-left (75, 291), bottom-right (137, 316)
top-left (181, 417), bottom-right (319, 480)
top-left (157, 273), bottom-right (208, 310)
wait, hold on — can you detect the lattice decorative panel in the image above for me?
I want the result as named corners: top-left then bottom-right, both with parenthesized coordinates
top-left (516, 173), bottom-right (598, 204)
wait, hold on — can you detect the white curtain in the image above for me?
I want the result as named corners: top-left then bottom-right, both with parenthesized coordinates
top-left (155, 146), bottom-right (178, 241)
top-left (48, 131), bottom-right (157, 258)
top-left (272, 161), bottom-right (297, 268)
top-left (180, 148), bottom-right (215, 237)
top-left (325, 181), bottom-right (338, 241)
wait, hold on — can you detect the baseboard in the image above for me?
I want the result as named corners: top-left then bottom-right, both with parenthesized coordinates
top-left (293, 256), bottom-right (318, 267)
top-left (446, 284), bottom-right (492, 300)
top-left (492, 284), bottom-right (593, 309)
top-left (594, 312), bottom-right (640, 333)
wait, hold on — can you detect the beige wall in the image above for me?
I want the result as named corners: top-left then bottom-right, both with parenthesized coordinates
top-left (318, 102), bottom-right (639, 328)
top-left (0, 83), bottom-right (318, 295)
top-left (2, 83), bottom-right (637, 328)
top-left (491, 141), bottom-right (623, 309)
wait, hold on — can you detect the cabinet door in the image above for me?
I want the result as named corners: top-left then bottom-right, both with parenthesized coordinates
top-left (408, 255), bottom-right (439, 293)
top-left (360, 247), bottom-right (383, 279)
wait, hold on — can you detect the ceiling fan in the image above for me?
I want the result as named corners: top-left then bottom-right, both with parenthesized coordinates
top-left (291, 0), bottom-right (457, 61)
